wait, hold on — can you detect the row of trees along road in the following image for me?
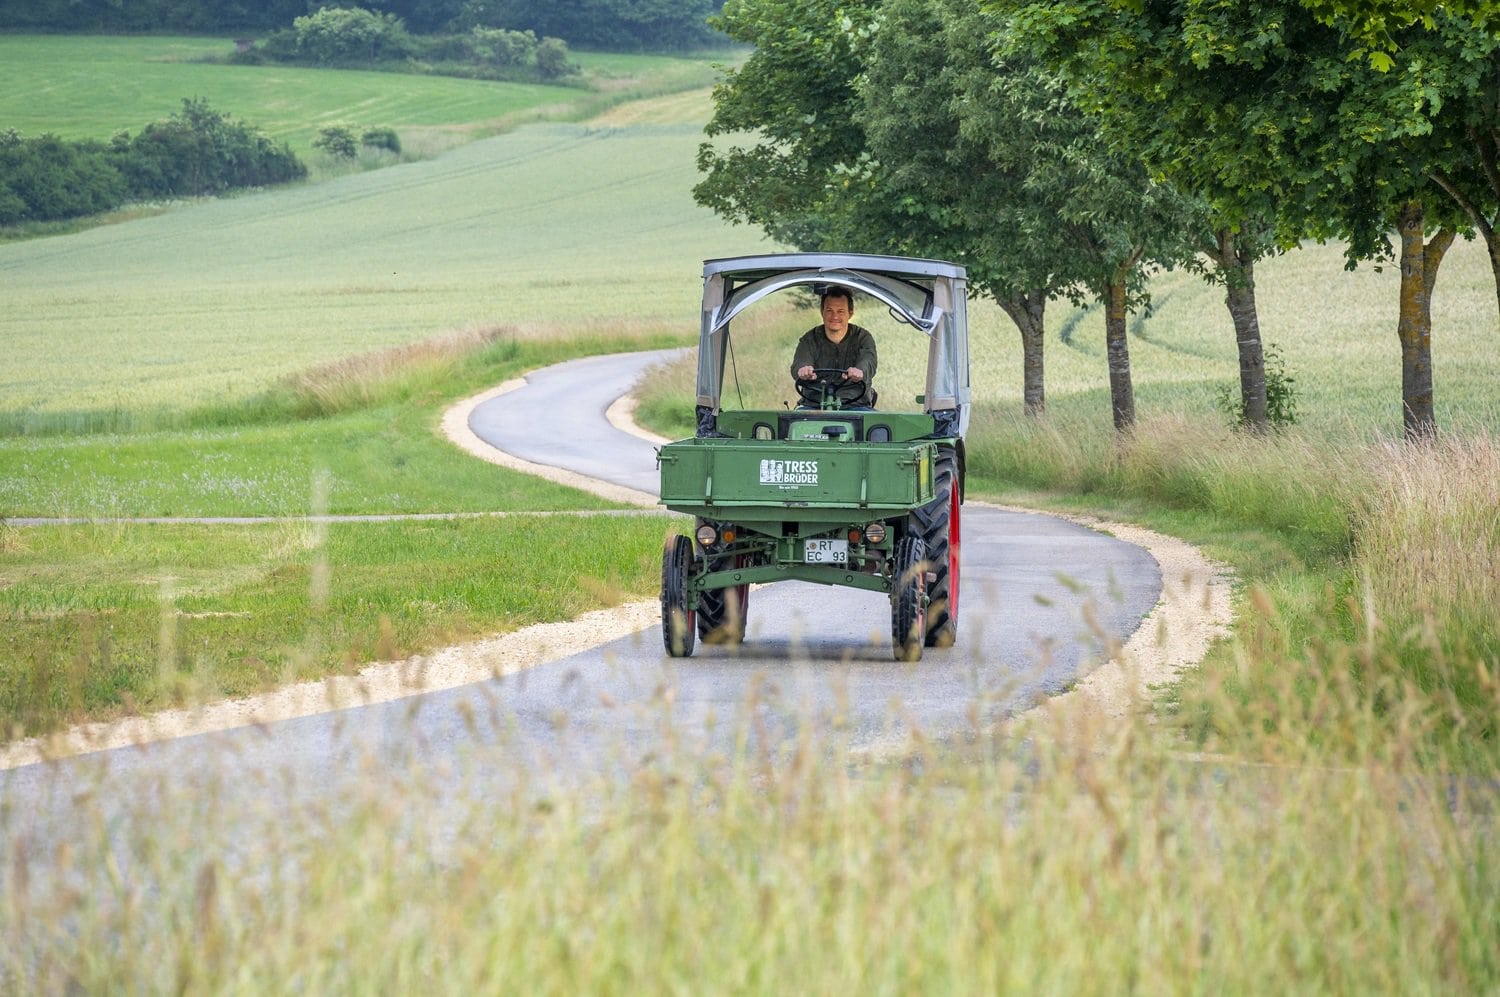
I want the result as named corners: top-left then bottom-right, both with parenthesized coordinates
top-left (695, 0), bottom-right (1500, 439)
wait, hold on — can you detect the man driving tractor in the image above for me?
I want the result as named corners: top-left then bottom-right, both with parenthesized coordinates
top-left (789, 287), bottom-right (877, 409)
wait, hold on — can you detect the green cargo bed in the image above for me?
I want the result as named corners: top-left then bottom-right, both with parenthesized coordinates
top-left (658, 437), bottom-right (936, 522)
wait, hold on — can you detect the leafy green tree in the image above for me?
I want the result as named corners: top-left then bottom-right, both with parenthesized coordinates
top-left (696, 0), bottom-right (1072, 411)
top-left (0, 132), bottom-right (126, 223)
top-left (534, 36), bottom-right (575, 78)
top-left (293, 6), bottom-right (413, 65)
top-left (859, 0), bottom-right (1202, 429)
top-left (1387, 16), bottom-right (1500, 332)
top-left (698, 0), bottom-right (1068, 397)
top-left (854, 0), bottom-right (1065, 414)
top-left (466, 25), bottom-right (539, 66)
top-left (1296, 0), bottom-right (1498, 69)
top-left (1004, 0), bottom-right (1483, 438)
top-left (860, 0), bottom-right (1202, 422)
top-left (694, 0), bottom-right (878, 250)
top-left (314, 125), bottom-right (359, 159)
top-left (1000, 1), bottom-right (1288, 431)
top-left (361, 127), bottom-right (402, 154)
top-left (117, 98), bottom-right (305, 196)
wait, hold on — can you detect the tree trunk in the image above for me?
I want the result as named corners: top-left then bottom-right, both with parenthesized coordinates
top-left (1487, 236), bottom-right (1500, 325)
top-left (1105, 278), bottom-right (1134, 430)
top-left (1395, 202), bottom-right (1456, 441)
top-left (1215, 229), bottom-right (1267, 433)
top-left (999, 289), bottom-right (1047, 416)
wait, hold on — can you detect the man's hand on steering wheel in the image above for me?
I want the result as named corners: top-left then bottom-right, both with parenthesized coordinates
top-left (797, 365), bottom-right (863, 382)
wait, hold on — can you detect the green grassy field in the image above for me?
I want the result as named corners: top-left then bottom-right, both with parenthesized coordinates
top-left (0, 35), bottom-right (730, 159)
top-left (1, 511), bottom-right (670, 735)
top-left (0, 113), bottom-right (767, 432)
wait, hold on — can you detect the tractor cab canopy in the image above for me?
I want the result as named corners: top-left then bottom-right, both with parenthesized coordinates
top-left (695, 253), bottom-right (970, 435)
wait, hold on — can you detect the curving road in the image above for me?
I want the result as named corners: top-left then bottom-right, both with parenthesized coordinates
top-left (1, 352), bottom-right (1161, 890)
top-left (462, 350), bottom-right (1162, 745)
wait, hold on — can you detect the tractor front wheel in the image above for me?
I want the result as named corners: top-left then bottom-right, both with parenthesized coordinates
top-left (661, 535), bottom-right (696, 657)
top-left (891, 535), bottom-right (927, 662)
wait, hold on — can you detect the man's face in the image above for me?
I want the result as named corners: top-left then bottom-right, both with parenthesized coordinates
top-left (821, 295), bottom-right (852, 335)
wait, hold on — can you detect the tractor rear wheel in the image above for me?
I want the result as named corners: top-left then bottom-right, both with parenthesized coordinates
top-left (697, 552), bottom-right (749, 644)
top-left (891, 535), bottom-right (927, 662)
top-left (661, 535), bottom-right (696, 657)
top-left (911, 445), bottom-right (960, 647)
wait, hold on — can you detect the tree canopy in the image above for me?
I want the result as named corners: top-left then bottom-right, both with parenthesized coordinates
top-left (1001, 0), bottom-right (1496, 436)
top-left (697, 0), bottom-right (1200, 426)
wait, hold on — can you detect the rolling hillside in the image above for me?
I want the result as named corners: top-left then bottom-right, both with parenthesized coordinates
top-left (1, 118), bottom-right (769, 419)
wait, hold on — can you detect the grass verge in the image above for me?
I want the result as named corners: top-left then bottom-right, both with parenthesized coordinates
top-left (0, 327), bottom-right (690, 736)
top-left (0, 512), bottom-right (671, 740)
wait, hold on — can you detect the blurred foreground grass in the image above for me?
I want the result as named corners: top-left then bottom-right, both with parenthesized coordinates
top-left (3, 679), bottom-right (1494, 991)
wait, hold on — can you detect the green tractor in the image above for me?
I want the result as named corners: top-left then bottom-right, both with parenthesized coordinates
top-left (657, 254), bottom-right (970, 662)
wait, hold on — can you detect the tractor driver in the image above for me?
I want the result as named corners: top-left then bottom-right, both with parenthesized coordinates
top-left (790, 287), bottom-right (877, 408)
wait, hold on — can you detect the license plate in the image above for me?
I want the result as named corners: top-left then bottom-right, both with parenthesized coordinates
top-left (805, 538), bottom-right (848, 564)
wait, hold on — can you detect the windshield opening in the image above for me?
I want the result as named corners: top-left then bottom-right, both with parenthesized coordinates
top-left (708, 284), bottom-right (934, 415)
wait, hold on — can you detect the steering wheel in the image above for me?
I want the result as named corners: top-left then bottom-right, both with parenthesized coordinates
top-left (795, 367), bottom-right (861, 408)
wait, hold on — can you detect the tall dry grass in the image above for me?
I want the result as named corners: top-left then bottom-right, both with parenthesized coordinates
top-left (959, 406), bottom-right (1499, 763)
top-left (1354, 434), bottom-right (1500, 630)
top-left (280, 324), bottom-right (522, 417)
top-left (967, 408), bottom-right (1358, 560)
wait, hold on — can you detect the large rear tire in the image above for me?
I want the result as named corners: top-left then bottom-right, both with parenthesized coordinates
top-left (661, 535), bottom-right (696, 657)
top-left (891, 536), bottom-right (927, 662)
top-left (697, 552), bottom-right (749, 644)
top-left (911, 446), bottom-right (960, 648)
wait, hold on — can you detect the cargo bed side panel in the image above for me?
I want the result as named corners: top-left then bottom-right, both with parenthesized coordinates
top-left (659, 439), bottom-right (935, 516)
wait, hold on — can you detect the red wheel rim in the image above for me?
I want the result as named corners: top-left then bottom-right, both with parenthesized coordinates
top-left (948, 485), bottom-right (961, 623)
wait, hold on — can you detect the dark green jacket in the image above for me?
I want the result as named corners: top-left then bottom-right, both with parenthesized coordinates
top-left (789, 323), bottom-right (878, 406)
